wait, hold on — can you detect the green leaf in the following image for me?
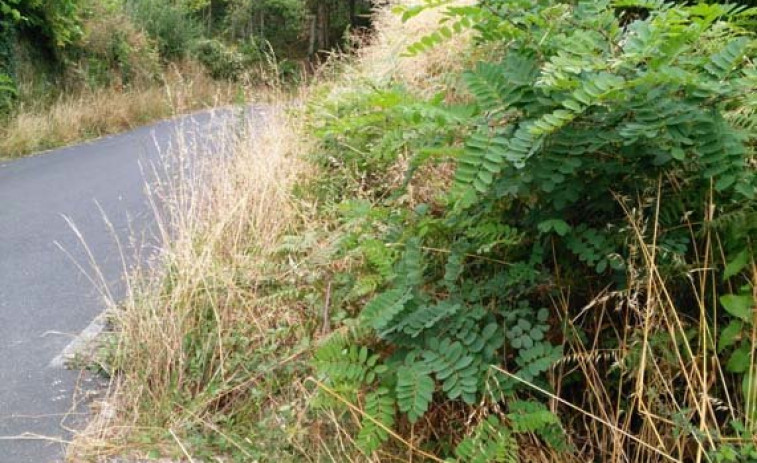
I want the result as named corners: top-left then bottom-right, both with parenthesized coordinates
top-left (719, 320), bottom-right (744, 352)
top-left (537, 219), bottom-right (571, 236)
top-left (357, 388), bottom-right (396, 453)
top-left (727, 344), bottom-right (752, 373)
top-left (454, 415), bottom-right (518, 462)
top-left (720, 294), bottom-right (754, 322)
top-left (391, 301), bottom-right (460, 338)
top-left (743, 370), bottom-right (757, 423)
top-left (396, 366), bottom-right (435, 423)
top-left (724, 249), bottom-right (750, 281)
top-left (704, 37), bottom-right (751, 79)
top-left (361, 288), bottom-right (413, 331)
top-left (515, 342), bottom-right (562, 382)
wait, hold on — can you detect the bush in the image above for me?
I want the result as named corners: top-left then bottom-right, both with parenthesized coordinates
top-left (71, 3), bottom-right (161, 88)
top-left (238, 36), bottom-right (264, 64)
top-left (309, 0), bottom-right (757, 460)
top-left (1, 0), bottom-right (83, 52)
top-left (0, 72), bottom-right (17, 112)
top-left (126, 0), bottom-right (202, 60)
top-left (0, 18), bottom-right (16, 74)
top-left (193, 38), bottom-right (245, 80)
top-left (0, 20), bottom-right (17, 112)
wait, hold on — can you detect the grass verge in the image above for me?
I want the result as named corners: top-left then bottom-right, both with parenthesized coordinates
top-left (0, 63), bottom-right (251, 160)
top-left (68, 99), bottom-right (313, 460)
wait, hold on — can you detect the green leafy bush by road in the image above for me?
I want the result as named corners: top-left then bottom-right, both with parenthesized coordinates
top-left (306, 0), bottom-right (757, 460)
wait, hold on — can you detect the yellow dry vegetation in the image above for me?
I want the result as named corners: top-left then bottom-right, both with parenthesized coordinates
top-left (358, 0), bottom-right (474, 93)
top-left (0, 65), bottom-right (240, 159)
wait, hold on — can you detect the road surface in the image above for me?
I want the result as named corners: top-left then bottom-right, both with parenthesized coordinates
top-left (0, 108), bottom-right (255, 462)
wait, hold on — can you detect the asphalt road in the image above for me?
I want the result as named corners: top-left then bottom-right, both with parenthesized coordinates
top-left (0, 108), bottom-right (253, 462)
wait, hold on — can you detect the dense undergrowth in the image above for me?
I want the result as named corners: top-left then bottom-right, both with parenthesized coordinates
top-left (305, 1), bottom-right (757, 461)
top-left (73, 0), bottom-right (757, 462)
top-left (0, 0), bottom-right (369, 158)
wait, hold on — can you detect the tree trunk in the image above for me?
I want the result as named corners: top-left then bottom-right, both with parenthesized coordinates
top-left (307, 14), bottom-right (317, 57)
top-left (206, 0), bottom-right (213, 35)
top-left (349, 0), bottom-right (357, 29)
top-left (316, 1), bottom-right (329, 50)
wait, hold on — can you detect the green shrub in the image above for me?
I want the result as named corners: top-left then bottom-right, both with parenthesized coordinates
top-left (0, 19), bottom-right (17, 111)
top-left (238, 36), bottom-right (264, 64)
top-left (126, 0), bottom-right (202, 60)
top-left (0, 72), bottom-right (17, 112)
top-left (193, 38), bottom-right (245, 79)
top-left (0, 18), bottom-right (16, 73)
top-left (309, 0), bottom-right (757, 459)
top-left (1, 0), bottom-right (83, 51)
top-left (276, 59), bottom-right (301, 83)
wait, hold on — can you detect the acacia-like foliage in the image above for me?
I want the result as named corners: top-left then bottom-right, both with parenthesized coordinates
top-left (310, 0), bottom-right (756, 459)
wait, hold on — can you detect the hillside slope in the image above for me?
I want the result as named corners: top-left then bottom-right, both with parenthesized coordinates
top-left (72, 1), bottom-right (757, 462)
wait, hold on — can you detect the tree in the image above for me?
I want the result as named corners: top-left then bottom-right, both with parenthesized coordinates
top-left (1, 0), bottom-right (83, 50)
top-left (307, 0), bottom-right (368, 56)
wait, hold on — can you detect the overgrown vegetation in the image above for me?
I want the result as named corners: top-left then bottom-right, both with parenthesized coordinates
top-left (0, 0), bottom-right (371, 158)
top-left (303, 1), bottom-right (757, 461)
top-left (72, 0), bottom-right (757, 462)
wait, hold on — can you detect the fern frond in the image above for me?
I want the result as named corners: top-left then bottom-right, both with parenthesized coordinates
top-left (348, 273), bottom-right (384, 301)
top-left (314, 335), bottom-right (381, 386)
top-left (398, 238), bottom-right (424, 287)
top-left (403, 14), bottom-right (475, 57)
top-left (423, 338), bottom-right (480, 403)
top-left (362, 239), bottom-right (395, 279)
top-left (453, 128), bottom-right (509, 195)
top-left (385, 300), bottom-right (461, 338)
top-left (514, 341), bottom-right (563, 383)
top-left (507, 400), bottom-right (569, 451)
top-left (463, 53), bottom-right (537, 113)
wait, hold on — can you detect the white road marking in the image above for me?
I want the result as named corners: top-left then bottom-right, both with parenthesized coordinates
top-left (48, 314), bottom-right (107, 369)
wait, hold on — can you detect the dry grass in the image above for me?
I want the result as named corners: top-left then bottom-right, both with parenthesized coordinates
top-left (360, 0), bottom-right (474, 92)
top-left (314, 0), bottom-right (473, 99)
top-left (65, 2), bottom-right (460, 459)
top-left (542, 195), bottom-right (757, 463)
top-left (64, 2), bottom-right (473, 458)
top-left (67, 99), bottom-right (311, 460)
top-left (0, 64), bottom-right (242, 159)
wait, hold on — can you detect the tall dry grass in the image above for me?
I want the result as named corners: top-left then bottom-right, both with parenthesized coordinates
top-left (540, 194), bottom-right (757, 463)
top-left (313, 0), bottom-right (473, 100)
top-left (68, 102), bottom-right (311, 460)
top-left (360, 0), bottom-right (474, 92)
top-left (0, 64), bottom-right (241, 159)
